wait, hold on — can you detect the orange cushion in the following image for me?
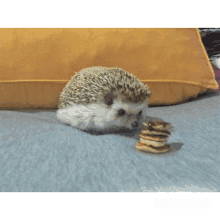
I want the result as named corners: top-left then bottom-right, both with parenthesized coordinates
top-left (0, 28), bottom-right (218, 109)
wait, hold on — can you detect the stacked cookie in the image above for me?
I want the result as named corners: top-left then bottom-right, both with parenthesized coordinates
top-left (136, 121), bottom-right (172, 154)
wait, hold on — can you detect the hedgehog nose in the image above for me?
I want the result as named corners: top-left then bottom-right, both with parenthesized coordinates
top-left (132, 121), bottom-right (139, 128)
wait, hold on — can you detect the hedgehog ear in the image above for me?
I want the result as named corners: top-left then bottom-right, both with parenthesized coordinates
top-left (104, 93), bottom-right (115, 106)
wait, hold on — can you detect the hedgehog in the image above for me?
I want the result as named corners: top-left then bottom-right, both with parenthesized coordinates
top-left (56, 66), bottom-right (151, 131)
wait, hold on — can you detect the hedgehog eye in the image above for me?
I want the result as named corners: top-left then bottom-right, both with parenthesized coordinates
top-left (118, 109), bottom-right (126, 116)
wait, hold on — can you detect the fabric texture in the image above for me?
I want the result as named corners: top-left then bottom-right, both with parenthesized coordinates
top-left (0, 91), bottom-right (219, 192)
top-left (0, 28), bottom-right (218, 109)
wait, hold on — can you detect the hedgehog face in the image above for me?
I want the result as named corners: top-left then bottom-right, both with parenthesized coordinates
top-left (117, 108), bottom-right (143, 129)
top-left (105, 98), bottom-right (148, 130)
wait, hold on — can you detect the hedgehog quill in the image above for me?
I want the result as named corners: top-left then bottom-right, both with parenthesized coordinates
top-left (57, 66), bottom-right (151, 132)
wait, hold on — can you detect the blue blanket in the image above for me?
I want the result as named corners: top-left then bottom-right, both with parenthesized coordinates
top-left (0, 91), bottom-right (219, 192)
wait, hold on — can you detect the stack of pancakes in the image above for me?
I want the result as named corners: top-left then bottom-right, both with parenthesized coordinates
top-left (136, 121), bottom-right (172, 154)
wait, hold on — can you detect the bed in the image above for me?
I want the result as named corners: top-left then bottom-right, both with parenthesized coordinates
top-left (0, 89), bottom-right (219, 192)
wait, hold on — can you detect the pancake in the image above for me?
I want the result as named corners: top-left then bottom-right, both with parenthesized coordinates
top-left (143, 121), bottom-right (171, 131)
top-left (136, 142), bottom-right (171, 153)
top-left (139, 134), bottom-right (167, 147)
top-left (136, 120), bottom-right (172, 153)
top-left (141, 129), bottom-right (171, 136)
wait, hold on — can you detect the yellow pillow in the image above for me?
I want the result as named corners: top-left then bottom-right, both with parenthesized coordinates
top-left (0, 28), bottom-right (218, 109)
